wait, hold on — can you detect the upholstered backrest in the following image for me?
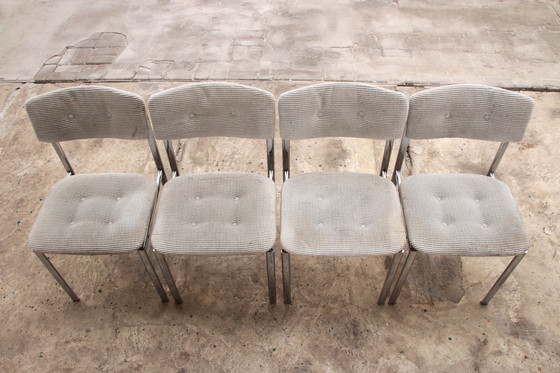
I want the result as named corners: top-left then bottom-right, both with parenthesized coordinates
top-left (406, 84), bottom-right (534, 142)
top-left (25, 86), bottom-right (150, 142)
top-left (148, 82), bottom-right (275, 140)
top-left (278, 82), bottom-right (408, 140)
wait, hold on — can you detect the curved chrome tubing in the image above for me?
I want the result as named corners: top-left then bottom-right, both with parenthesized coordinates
top-left (154, 251), bottom-right (183, 304)
top-left (379, 140), bottom-right (394, 178)
top-left (377, 250), bottom-right (404, 305)
top-left (281, 250), bottom-right (291, 304)
top-left (480, 252), bottom-right (526, 305)
top-left (388, 249), bottom-right (527, 306)
top-left (266, 248), bottom-right (277, 305)
top-left (35, 252), bottom-right (80, 302)
top-left (152, 137), bottom-right (278, 305)
top-left (38, 137), bottom-right (170, 303)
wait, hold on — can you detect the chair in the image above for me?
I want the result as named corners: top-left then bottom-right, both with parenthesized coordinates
top-left (278, 82), bottom-right (409, 305)
top-left (147, 82), bottom-right (277, 305)
top-left (388, 84), bottom-right (534, 305)
top-left (25, 86), bottom-right (169, 302)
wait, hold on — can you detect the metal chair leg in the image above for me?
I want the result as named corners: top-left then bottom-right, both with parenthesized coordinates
top-left (153, 251), bottom-right (183, 304)
top-left (266, 249), bottom-right (276, 305)
top-left (35, 252), bottom-right (80, 302)
top-left (137, 249), bottom-right (169, 303)
top-left (388, 249), bottom-right (418, 305)
top-left (281, 250), bottom-right (291, 304)
top-left (480, 253), bottom-right (526, 305)
top-left (377, 250), bottom-right (404, 305)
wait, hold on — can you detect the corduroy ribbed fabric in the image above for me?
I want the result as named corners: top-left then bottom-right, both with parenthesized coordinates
top-left (148, 82), bottom-right (275, 140)
top-left (400, 174), bottom-right (530, 256)
top-left (25, 86), bottom-right (151, 142)
top-left (281, 172), bottom-right (406, 256)
top-left (278, 82), bottom-right (408, 140)
top-left (29, 174), bottom-right (158, 255)
top-left (406, 84), bottom-right (534, 142)
top-left (151, 172), bottom-right (276, 256)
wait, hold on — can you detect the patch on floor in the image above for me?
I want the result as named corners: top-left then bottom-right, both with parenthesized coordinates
top-left (34, 32), bottom-right (127, 82)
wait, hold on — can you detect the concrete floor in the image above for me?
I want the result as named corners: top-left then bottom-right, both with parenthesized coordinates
top-left (1, 1), bottom-right (560, 372)
top-left (1, 1), bottom-right (559, 88)
top-left (1, 82), bottom-right (559, 372)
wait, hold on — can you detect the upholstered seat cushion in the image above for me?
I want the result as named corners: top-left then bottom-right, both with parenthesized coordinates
top-left (400, 174), bottom-right (530, 256)
top-left (29, 174), bottom-right (158, 254)
top-left (151, 172), bottom-right (276, 255)
top-left (281, 172), bottom-right (406, 256)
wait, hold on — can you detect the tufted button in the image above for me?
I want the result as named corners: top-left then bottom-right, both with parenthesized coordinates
top-left (195, 196), bottom-right (200, 201)
top-left (444, 113), bottom-right (451, 119)
top-left (358, 111), bottom-right (365, 118)
top-left (317, 111), bottom-right (324, 118)
top-left (483, 114), bottom-right (490, 121)
top-left (317, 222), bottom-right (324, 228)
top-left (229, 111), bottom-right (237, 117)
top-left (80, 197), bottom-right (86, 202)
top-left (189, 112), bottom-right (197, 119)
top-left (69, 221), bottom-right (75, 225)
top-left (116, 196), bottom-right (121, 201)
top-left (232, 222), bottom-right (238, 226)
top-left (357, 194), bottom-right (364, 200)
top-left (234, 196), bottom-right (240, 201)
top-left (108, 221), bottom-right (113, 225)
top-left (106, 112), bottom-right (113, 118)
top-left (442, 221), bottom-right (448, 226)
top-left (67, 114), bottom-right (74, 119)
top-left (317, 196), bottom-right (323, 201)
top-left (482, 222), bottom-right (488, 227)
top-left (191, 222), bottom-right (196, 227)
top-left (360, 224), bottom-right (366, 229)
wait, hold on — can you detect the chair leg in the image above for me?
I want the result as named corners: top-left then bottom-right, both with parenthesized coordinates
top-left (153, 251), bottom-right (183, 304)
top-left (480, 253), bottom-right (526, 305)
top-left (388, 249), bottom-right (418, 305)
top-left (281, 250), bottom-right (291, 304)
top-left (137, 249), bottom-right (169, 303)
top-left (266, 249), bottom-right (276, 305)
top-left (377, 250), bottom-right (404, 305)
top-left (35, 252), bottom-right (80, 302)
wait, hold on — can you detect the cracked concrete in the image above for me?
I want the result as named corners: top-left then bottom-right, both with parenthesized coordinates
top-left (0, 1), bottom-right (559, 88)
top-left (35, 32), bottom-right (128, 82)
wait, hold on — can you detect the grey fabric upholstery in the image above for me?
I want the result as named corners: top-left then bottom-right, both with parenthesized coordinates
top-left (148, 82), bottom-right (275, 140)
top-left (406, 84), bottom-right (534, 142)
top-left (400, 174), bottom-right (530, 256)
top-left (281, 172), bottom-right (406, 256)
top-left (151, 172), bottom-right (276, 256)
top-left (25, 86), bottom-right (151, 142)
top-left (278, 82), bottom-right (408, 140)
top-left (29, 174), bottom-right (158, 255)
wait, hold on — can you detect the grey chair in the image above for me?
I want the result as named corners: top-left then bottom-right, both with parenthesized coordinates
top-left (279, 82), bottom-right (409, 305)
top-left (389, 84), bottom-right (534, 305)
top-left (25, 86), bottom-right (169, 302)
top-left (147, 82), bottom-right (277, 305)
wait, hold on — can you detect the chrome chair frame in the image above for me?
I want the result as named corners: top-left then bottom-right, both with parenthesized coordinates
top-left (389, 138), bottom-right (527, 305)
top-left (153, 138), bottom-right (277, 305)
top-left (33, 132), bottom-right (169, 303)
top-left (281, 139), bottom-right (405, 305)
